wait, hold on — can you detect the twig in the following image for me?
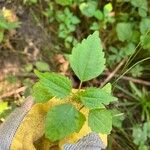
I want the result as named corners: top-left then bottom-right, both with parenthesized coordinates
top-left (100, 58), bottom-right (126, 87)
top-left (104, 72), bottom-right (150, 86)
top-left (0, 86), bottom-right (26, 100)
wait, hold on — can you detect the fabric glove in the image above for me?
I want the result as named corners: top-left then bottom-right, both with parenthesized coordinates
top-left (0, 96), bottom-right (107, 150)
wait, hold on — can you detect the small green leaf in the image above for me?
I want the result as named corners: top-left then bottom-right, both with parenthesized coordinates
top-left (35, 70), bottom-right (72, 98)
top-left (132, 125), bottom-right (147, 145)
top-left (111, 109), bottom-right (124, 128)
top-left (55, 0), bottom-right (73, 6)
top-left (88, 109), bottom-right (112, 134)
top-left (121, 43), bottom-right (136, 55)
top-left (140, 32), bottom-right (150, 49)
top-left (143, 122), bottom-right (150, 138)
top-left (94, 10), bottom-right (103, 20)
top-left (78, 87), bottom-right (117, 109)
top-left (130, 65), bottom-right (144, 77)
top-left (35, 61), bottom-right (50, 71)
top-left (116, 22), bottom-right (133, 42)
top-left (0, 102), bottom-right (8, 114)
top-left (104, 3), bottom-right (113, 16)
top-left (101, 83), bottom-right (112, 93)
top-left (140, 18), bottom-right (150, 34)
top-left (24, 63), bottom-right (33, 72)
top-left (138, 7), bottom-right (147, 17)
top-left (130, 0), bottom-right (148, 17)
top-left (0, 15), bottom-right (20, 29)
top-left (69, 31), bottom-right (105, 82)
top-left (32, 82), bottom-right (53, 103)
top-left (71, 16), bottom-right (80, 24)
top-left (90, 22), bottom-right (100, 31)
top-left (45, 103), bottom-right (86, 141)
top-left (5, 75), bottom-right (17, 84)
top-left (79, 2), bottom-right (97, 17)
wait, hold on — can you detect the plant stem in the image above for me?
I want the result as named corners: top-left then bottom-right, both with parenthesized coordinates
top-left (78, 82), bottom-right (82, 91)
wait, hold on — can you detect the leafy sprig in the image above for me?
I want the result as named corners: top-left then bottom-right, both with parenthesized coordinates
top-left (32, 31), bottom-right (117, 141)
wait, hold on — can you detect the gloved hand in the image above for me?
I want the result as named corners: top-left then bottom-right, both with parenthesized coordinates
top-left (0, 96), bottom-right (107, 150)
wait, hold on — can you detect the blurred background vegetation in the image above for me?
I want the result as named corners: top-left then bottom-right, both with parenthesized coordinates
top-left (0, 0), bottom-right (150, 149)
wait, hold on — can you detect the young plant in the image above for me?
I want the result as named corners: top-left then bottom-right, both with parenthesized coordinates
top-left (132, 121), bottom-right (150, 150)
top-left (0, 11), bottom-right (20, 43)
top-left (79, 2), bottom-right (115, 30)
top-left (56, 7), bottom-right (80, 49)
top-left (32, 31), bottom-right (117, 141)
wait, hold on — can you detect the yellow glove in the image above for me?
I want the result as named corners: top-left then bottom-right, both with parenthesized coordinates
top-left (0, 96), bottom-right (107, 150)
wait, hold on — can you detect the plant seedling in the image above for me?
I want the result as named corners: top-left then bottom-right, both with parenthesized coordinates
top-left (0, 12), bottom-right (20, 42)
top-left (32, 31), bottom-right (117, 141)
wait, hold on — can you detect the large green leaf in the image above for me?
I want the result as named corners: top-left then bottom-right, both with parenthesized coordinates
top-left (32, 82), bottom-right (53, 103)
top-left (78, 87), bottom-right (117, 109)
top-left (35, 70), bottom-right (72, 98)
top-left (69, 31), bottom-right (105, 82)
top-left (116, 22), bottom-right (133, 42)
top-left (88, 109), bottom-right (112, 134)
top-left (45, 103), bottom-right (86, 141)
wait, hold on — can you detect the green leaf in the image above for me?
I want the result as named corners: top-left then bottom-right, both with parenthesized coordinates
top-left (104, 3), bottom-right (113, 16)
top-left (69, 31), bottom-right (105, 82)
top-left (111, 109), bottom-right (124, 128)
top-left (121, 43), bottom-right (136, 55)
top-left (138, 7), bottom-right (147, 17)
top-left (45, 103), bottom-right (86, 141)
top-left (0, 15), bottom-right (20, 29)
top-left (101, 83), bottom-right (112, 93)
top-left (116, 22), bottom-right (133, 42)
top-left (35, 61), bottom-right (50, 71)
top-left (130, 0), bottom-right (148, 17)
top-left (130, 65), bottom-right (144, 77)
top-left (140, 18), bottom-right (150, 34)
top-left (79, 2), bottom-right (97, 17)
top-left (143, 122), bottom-right (150, 138)
top-left (94, 10), bottom-right (103, 20)
top-left (90, 22), bottom-right (100, 31)
top-left (0, 102), bottom-right (9, 114)
top-left (130, 0), bottom-right (147, 8)
top-left (71, 16), bottom-right (80, 24)
top-left (35, 70), bottom-right (72, 98)
top-left (24, 63), bottom-right (33, 72)
top-left (132, 126), bottom-right (146, 145)
top-left (131, 30), bottom-right (140, 43)
top-left (139, 144), bottom-right (149, 150)
top-left (140, 32), bottom-right (150, 49)
top-left (55, 0), bottom-right (73, 6)
top-left (78, 87), bottom-right (117, 109)
top-left (32, 82), bottom-right (53, 103)
top-left (88, 109), bottom-right (112, 134)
